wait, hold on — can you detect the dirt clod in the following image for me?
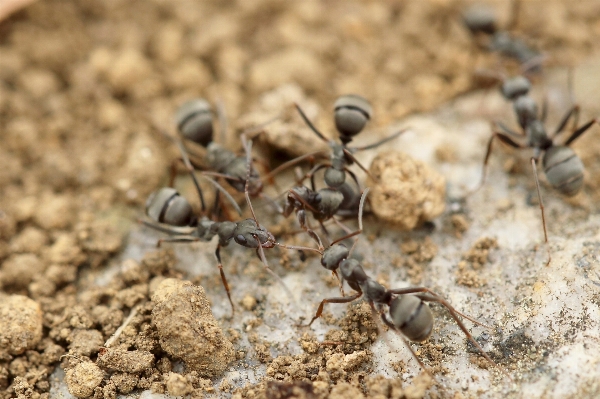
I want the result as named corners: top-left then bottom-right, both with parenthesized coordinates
top-left (0, 294), bottom-right (42, 355)
top-left (65, 362), bottom-right (104, 398)
top-left (96, 348), bottom-right (154, 374)
top-left (368, 151), bottom-right (445, 229)
top-left (166, 372), bottom-right (193, 397)
top-left (151, 278), bottom-right (235, 377)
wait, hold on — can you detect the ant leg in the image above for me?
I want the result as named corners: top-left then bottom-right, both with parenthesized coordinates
top-left (552, 105), bottom-right (579, 139)
top-left (564, 118), bottom-right (600, 146)
top-left (309, 164), bottom-right (329, 191)
top-left (215, 245), bottom-right (235, 314)
top-left (530, 157), bottom-right (551, 267)
top-left (199, 174), bottom-right (243, 217)
top-left (332, 218), bottom-right (353, 235)
top-left (412, 292), bottom-right (510, 379)
top-left (468, 130), bottom-right (524, 195)
top-left (379, 311), bottom-right (431, 375)
top-left (254, 238), bottom-right (297, 307)
top-left (387, 288), bottom-right (491, 328)
top-left (175, 140), bottom-right (207, 212)
top-left (331, 188), bottom-right (369, 245)
top-left (260, 151), bottom-right (327, 184)
top-left (139, 220), bottom-right (195, 236)
top-left (318, 220), bottom-right (332, 245)
top-left (350, 128), bottom-right (407, 151)
top-left (258, 192), bottom-right (284, 214)
top-left (296, 210), bottom-right (324, 251)
top-left (342, 148), bottom-right (376, 181)
top-left (305, 291), bottom-right (362, 327)
top-left (332, 270), bottom-right (345, 296)
top-left (156, 236), bottom-right (200, 248)
top-left (294, 103), bottom-right (329, 143)
top-left (241, 135), bottom-right (259, 223)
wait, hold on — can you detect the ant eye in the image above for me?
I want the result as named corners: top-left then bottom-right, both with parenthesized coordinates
top-left (236, 235), bottom-right (247, 245)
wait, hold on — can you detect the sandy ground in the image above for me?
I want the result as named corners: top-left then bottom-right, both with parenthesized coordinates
top-left (2, 1), bottom-right (600, 398)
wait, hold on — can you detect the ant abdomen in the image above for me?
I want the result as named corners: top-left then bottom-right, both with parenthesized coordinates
top-left (176, 98), bottom-right (214, 147)
top-left (334, 94), bottom-right (372, 142)
top-left (543, 146), bottom-right (584, 197)
top-left (462, 4), bottom-right (497, 35)
top-left (146, 187), bottom-right (194, 226)
top-left (389, 295), bottom-right (434, 343)
top-left (501, 76), bottom-right (531, 101)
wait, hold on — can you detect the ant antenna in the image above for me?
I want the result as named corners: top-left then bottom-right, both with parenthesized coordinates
top-left (294, 103), bottom-right (328, 142)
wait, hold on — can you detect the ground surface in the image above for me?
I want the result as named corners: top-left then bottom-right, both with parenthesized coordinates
top-left (1, 1), bottom-right (600, 398)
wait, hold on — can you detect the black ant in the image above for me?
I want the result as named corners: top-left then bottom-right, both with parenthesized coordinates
top-left (471, 73), bottom-right (599, 265)
top-left (174, 98), bottom-right (278, 208)
top-left (462, 1), bottom-right (543, 71)
top-left (299, 190), bottom-right (508, 378)
top-left (143, 135), bottom-right (310, 313)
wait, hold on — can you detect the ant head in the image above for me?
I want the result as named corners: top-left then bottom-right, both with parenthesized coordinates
top-left (501, 76), bottom-right (531, 101)
top-left (234, 219), bottom-right (275, 249)
top-left (334, 95), bottom-right (372, 144)
top-left (176, 99), bottom-right (214, 147)
top-left (321, 244), bottom-right (349, 271)
top-left (146, 187), bottom-right (194, 226)
top-left (389, 295), bottom-right (433, 342)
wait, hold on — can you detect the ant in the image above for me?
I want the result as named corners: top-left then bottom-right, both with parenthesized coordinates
top-left (174, 98), bottom-right (278, 208)
top-left (462, 1), bottom-right (542, 71)
top-left (300, 194), bottom-right (507, 377)
top-left (283, 95), bottom-right (405, 201)
top-left (471, 73), bottom-right (599, 265)
top-left (143, 135), bottom-right (309, 313)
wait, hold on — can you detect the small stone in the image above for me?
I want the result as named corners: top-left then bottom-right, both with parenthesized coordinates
top-left (165, 372), bottom-right (193, 397)
top-left (368, 150), bottom-right (446, 230)
top-left (241, 294), bottom-right (257, 311)
top-left (96, 348), bottom-right (154, 374)
top-left (0, 295), bottom-right (43, 355)
top-left (152, 279), bottom-right (235, 377)
top-left (65, 362), bottom-right (104, 398)
top-left (68, 329), bottom-right (104, 357)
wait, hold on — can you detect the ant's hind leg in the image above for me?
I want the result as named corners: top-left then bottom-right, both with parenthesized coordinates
top-left (305, 292), bottom-right (362, 327)
top-left (215, 245), bottom-right (235, 314)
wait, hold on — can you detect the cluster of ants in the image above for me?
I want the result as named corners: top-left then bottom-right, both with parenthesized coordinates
top-left (139, 4), bottom-right (599, 381)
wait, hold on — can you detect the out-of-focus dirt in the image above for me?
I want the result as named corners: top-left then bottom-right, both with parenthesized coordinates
top-left (2, 0), bottom-right (600, 398)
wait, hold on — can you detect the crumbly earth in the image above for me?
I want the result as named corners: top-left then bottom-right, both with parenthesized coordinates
top-left (0, 294), bottom-right (43, 355)
top-left (1, 1), bottom-right (600, 399)
top-left (368, 151), bottom-right (446, 230)
top-left (151, 278), bottom-right (235, 377)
